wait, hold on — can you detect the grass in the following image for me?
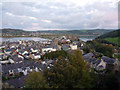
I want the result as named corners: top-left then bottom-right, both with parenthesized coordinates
top-left (104, 37), bottom-right (120, 46)
top-left (81, 30), bottom-right (87, 32)
top-left (114, 54), bottom-right (120, 59)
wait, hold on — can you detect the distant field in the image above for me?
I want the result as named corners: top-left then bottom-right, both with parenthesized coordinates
top-left (104, 37), bottom-right (120, 46)
top-left (114, 54), bottom-right (120, 59)
top-left (81, 30), bottom-right (87, 32)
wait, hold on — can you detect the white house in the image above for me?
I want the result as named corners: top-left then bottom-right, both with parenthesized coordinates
top-left (9, 59), bottom-right (15, 64)
top-left (31, 48), bottom-right (38, 53)
top-left (26, 67), bottom-right (31, 72)
top-left (61, 36), bottom-right (67, 39)
top-left (18, 68), bottom-right (23, 73)
top-left (18, 55), bottom-right (24, 60)
top-left (22, 69), bottom-right (27, 76)
top-left (9, 70), bottom-right (14, 76)
top-left (41, 61), bottom-right (47, 65)
top-left (10, 46), bottom-right (15, 49)
top-left (42, 47), bottom-right (56, 54)
top-left (81, 43), bottom-right (84, 47)
top-left (33, 53), bottom-right (41, 59)
top-left (22, 51), bottom-right (28, 55)
top-left (35, 67), bottom-right (39, 72)
top-left (66, 39), bottom-right (71, 42)
top-left (0, 45), bottom-right (5, 49)
top-left (0, 60), bottom-right (9, 64)
top-left (96, 59), bottom-right (106, 70)
top-left (70, 44), bottom-right (77, 50)
top-left (19, 40), bottom-right (22, 44)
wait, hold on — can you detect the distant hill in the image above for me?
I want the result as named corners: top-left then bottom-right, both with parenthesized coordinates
top-left (96, 29), bottom-right (120, 39)
top-left (37, 29), bottom-right (115, 35)
top-left (95, 29), bottom-right (120, 46)
top-left (0, 28), bottom-right (30, 35)
top-left (0, 28), bottom-right (116, 38)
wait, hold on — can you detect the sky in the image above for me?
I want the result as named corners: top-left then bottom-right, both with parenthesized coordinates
top-left (0, 0), bottom-right (119, 31)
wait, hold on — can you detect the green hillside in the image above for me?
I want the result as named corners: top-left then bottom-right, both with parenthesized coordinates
top-left (95, 29), bottom-right (120, 46)
top-left (1, 28), bottom-right (115, 37)
top-left (96, 29), bottom-right (120, 39)
top-left (105, 37), bottom-right (120, 46)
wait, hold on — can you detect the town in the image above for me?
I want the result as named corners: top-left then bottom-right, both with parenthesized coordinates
top-left (0, 35), bottom-right (120, 88)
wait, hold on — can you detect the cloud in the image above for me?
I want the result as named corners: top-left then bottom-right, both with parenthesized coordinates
top-left (5, 12), bottom-right (15, 16)
top-left (41, 20), bottom-right (52, 23)
top-left (2, 0), bottom-right (118, 30)
top-left (28, 16), bottom-right (37, 20)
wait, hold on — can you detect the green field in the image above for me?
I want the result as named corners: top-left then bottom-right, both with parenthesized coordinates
top-left (114, 54), bottom-right (120, 59)
top-left (104, 37), bottom-right (120, 46)
top-left (81, 30), bottom-right (87, 32)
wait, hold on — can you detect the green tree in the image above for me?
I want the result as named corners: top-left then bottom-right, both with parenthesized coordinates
top-left (44, 57), bottom-right (77, 88)
top-left (102, 71), bottom-right (119, 89)
top-left (45, 49), bottom-right (93, 88)
top-left (87, 40), bottom-right (114, 57)
top-left (25, 71), bottom-right (49, 88)
top-left (2, 83), bottom-right (14, 88)
top-left (42, 50), bottom-right (67, 60)
top-left (68, 49), bottom-right (93, 88)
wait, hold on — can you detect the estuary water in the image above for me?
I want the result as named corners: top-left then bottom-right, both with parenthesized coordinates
top-left (79, 38), bottom-right (94, 42)
top-left (0, 37), bottom-right (93, 42)
top-left (0, 37), bottom-right (51, 42)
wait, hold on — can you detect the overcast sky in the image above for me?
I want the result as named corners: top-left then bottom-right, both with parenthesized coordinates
top-left (1, 0), bottom-right (119, 31)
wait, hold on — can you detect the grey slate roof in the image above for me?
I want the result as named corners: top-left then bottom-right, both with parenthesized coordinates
top-left (83, 53), bottom-right (94, 59)
top-left (2, 60), bottom-right (35, 74)
top-left (83, 53), bottom-right (100, 66)
top-left (7, 75), bottom-right (27, 88)
top-left (101, 56), bottom-right (115, 64)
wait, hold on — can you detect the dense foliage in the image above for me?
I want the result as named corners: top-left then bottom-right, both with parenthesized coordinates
top-left (41, 50), bottom-right (67, 60)
top-left (44, 50), bottom-right (94, 88)
top-left (25, 71), bottom-right (49, 88)
top-left (96, 29), bottom-right (120, 39)
top-left (1, 29), bottom-right (114, 37)
top-left (95, 29), bottom-right (120, 46)
top-left (25, 49), bottom-right (119, 89)
top-left (104, 37), bottom-right (120, 46)
top-left (85, 40), bottom-right (114, 57)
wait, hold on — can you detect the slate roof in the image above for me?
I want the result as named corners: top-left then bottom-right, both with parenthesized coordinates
top-left (34, 53), bottom-right (41, 56)
top-left (10, 54), bottom-right (23, 62)
top-left (41, 45), bottom-right (52, 48)
top-left (2, 60), bottom-right (35, 74)
top-left (8, 42), bottom-right (19, 45)
top-left (83, 53), bottom-right (94, 59)
top-left (95, 60), bottom-right (101, 66)
top-left (47, 60), bottom-right (53, 64)
top-left (2, 59), bottom-right (50, 75)
top-left (101, 56), bottom-right (115, 64)
top-left (7, 75), bottom-right (27, 88)
top-left (83, 53), bottom-right (100, 66)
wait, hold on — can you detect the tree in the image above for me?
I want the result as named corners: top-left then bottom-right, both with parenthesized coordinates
top-left (2, 83), bottom-right (14, 88)
top-left (87, 40), bottom-right (114, 57)
top-left (68, 49), bottom-right (93, 88)
top-left (95, 43), bottom-right (114, 58)
top-left (42, 50), bottom-right (67, 60)
top-left (98, 71), bottom-right (119, 89)
top-left (83, 46), bottom-right (90, 53)
top-left (44, 50), bottom-right (93, 88)
top-left (44, 57), bottom-right (77, 88)
top-left (25, 71), bottom-right (49, 88)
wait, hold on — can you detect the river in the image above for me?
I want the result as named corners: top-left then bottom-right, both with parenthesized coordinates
top-left (0, 37), bottom-right (51, 42)
top-left (0, 37), bottom-right (94, 42)
top-left (79, 38), bottom-right (94, 42)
